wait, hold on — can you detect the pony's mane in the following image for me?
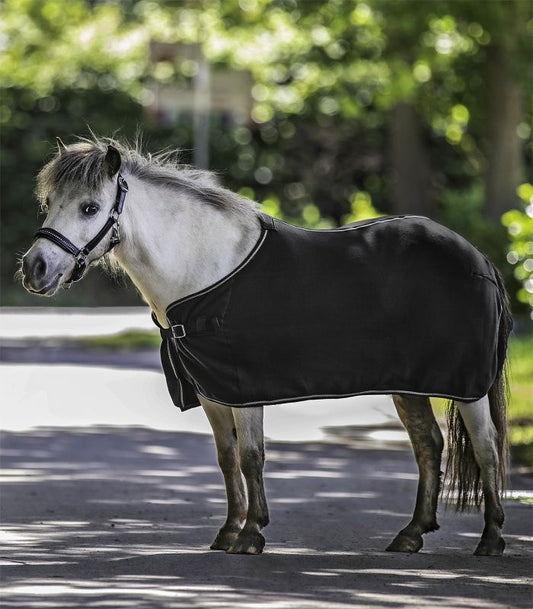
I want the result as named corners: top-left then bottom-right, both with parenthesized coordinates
top-left (36, 136), bottom-right (258, 216)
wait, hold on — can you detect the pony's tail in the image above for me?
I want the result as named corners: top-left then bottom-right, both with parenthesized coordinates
top-left (444, 265), bottom-right (512, 512)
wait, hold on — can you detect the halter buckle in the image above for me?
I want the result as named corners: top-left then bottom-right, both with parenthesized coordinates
top-left (109, 223), bottom-right (120, 250)
top-left (65, 255), bottom-right (87, 285)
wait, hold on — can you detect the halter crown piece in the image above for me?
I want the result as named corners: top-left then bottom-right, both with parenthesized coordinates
top-left (34, 174), bottom-right (129, 285)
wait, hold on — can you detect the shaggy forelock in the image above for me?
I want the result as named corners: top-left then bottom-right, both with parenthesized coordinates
top-left (36, 142), bottom-right (107, 205)
top-left (36, 137), bottom-right (257, 216)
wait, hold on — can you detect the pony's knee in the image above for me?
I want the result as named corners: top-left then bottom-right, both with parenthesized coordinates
top-left (217, 444), bottom-right (239, 475)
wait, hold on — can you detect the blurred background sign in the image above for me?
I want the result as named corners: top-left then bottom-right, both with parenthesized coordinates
top-left (148, 41), bottom-right (252, 126)
top-left (148, 41), bottom-right (253, 168)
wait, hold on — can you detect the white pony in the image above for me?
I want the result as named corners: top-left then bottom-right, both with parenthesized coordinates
top-left (21, 138), bottom-right (510, 556)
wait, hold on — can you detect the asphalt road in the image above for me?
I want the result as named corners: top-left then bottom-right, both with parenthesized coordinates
top-left (0, 342), bottom-right (532, 608)
top-left (1, 426), bottom-right (532, 609)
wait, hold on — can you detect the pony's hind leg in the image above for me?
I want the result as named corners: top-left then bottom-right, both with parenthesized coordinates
top-left (386, 395), bottom-right (444, 553)
top-left (456, 397), bottom-right (505, 556)
top-left (227, 406), bottom-right (269, 554)
top-left (201, 398), bottom-right (247, 551)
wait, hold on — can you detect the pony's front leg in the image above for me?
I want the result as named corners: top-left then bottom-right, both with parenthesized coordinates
top-left (227, 406), bottom-right (269, 554)
top-left (457, 397), bottom-right (506, 556)
top-left (387, 395), bottom-right (444, 553)
top-left (201, 398), bottom-right (247, 551)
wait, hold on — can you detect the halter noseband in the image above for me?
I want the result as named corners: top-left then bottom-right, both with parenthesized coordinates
top-left (34, 174), bottom-right (129, 285)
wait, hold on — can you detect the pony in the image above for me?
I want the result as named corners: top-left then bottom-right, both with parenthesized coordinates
top-left (21, 138), bottom-right (511, 556)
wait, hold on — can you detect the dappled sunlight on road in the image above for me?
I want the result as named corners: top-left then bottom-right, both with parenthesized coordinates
top-left (1, 566), bottom-right (523, 609)
top-left (1, 427), bottom-right (531, 608)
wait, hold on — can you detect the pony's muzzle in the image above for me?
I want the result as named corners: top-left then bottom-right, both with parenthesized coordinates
top-left (22, 251), bottom-right (46, 282)
top-left (21, 246), bottom-right (65, 295)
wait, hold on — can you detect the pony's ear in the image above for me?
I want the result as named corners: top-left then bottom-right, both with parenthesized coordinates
top-left (104, 145), bottom-right (121, 178)
top-left (56, 137), bottom-right (67, 155)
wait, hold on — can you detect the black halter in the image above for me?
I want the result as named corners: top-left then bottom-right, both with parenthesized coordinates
top-left (34, 174), bottom-right (129, 285)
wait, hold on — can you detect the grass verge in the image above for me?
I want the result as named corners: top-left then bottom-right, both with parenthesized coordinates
top-left (81, 330), bottom-right (160, 350)
top-left (507, 333), bottom-right (533, 468)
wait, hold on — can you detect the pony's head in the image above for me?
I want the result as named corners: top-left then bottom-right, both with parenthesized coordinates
top-left (21, 138), bottom-right (125, 295)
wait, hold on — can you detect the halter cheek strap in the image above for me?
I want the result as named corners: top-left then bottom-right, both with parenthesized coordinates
top-left (34, 174), bottom-right (129, 285)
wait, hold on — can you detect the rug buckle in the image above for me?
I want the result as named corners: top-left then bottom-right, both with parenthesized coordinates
top-left (171, 324), bottom-right (186, 339)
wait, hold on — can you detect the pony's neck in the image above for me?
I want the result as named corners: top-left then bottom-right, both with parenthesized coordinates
top-left (112, 175), bottom-right (261, 327)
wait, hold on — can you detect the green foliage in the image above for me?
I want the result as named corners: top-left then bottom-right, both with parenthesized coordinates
top-left (0, 0), bottom-right (150, 99)
top-left (507, 333), bottom-right (533, 467)
top-left (1, 0), bottom-right (532, 308)
top-left (502, 184), bottom-right (533, 314)
top-left (508, 333), bottom-right (533, 418)
top-left (439, 182), bottom-right (509, 261)
top-left (342, 191), bottom-right (382, 224)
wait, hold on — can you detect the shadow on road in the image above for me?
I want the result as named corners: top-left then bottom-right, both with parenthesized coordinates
top-left (1, 427), bottom-right (531, 608)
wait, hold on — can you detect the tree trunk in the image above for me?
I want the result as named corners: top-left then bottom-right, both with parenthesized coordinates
top-left (387, 102), bottom-right (436, 218)
top-left (484, 42), bottom-right (524, 223)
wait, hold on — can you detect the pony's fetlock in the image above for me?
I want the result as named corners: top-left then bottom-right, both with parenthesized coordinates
top-left (257, 511), bottom-right (270, 529)
top-left (423, 519), bottom-right (440, 533)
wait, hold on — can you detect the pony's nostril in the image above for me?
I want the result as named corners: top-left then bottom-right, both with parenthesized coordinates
top-left (33, 255), bottom-right (47, 279)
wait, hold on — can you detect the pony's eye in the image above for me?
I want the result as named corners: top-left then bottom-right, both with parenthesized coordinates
top-left (81, 202), bottom-right (100, 216)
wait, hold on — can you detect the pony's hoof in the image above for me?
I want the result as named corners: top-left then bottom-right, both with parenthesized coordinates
top-left (226, 530), bottom-right (265, 555)
top-left (474, 536), bottom-right (505, 556)
top-left (386, 532), bottom-right (423, 553)
top-left (210, 528), bottom-right (240, 551)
